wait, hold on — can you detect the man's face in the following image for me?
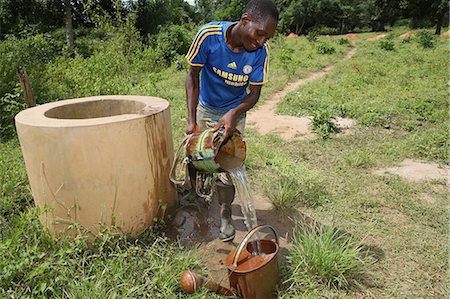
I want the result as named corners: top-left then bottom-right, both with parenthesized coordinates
top-left (241, 13), bottom-right (277, 52)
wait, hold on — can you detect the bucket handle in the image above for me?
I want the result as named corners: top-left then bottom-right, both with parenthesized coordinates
top-left (169, 134), bottom-right (192, 192)
top-left (232, 225), bottom-right (278, 268)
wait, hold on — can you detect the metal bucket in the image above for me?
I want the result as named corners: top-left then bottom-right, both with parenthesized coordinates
top-left (187, 129), bottom-right (246, 172)
top-left (225, 225), bottom-right (279, 299)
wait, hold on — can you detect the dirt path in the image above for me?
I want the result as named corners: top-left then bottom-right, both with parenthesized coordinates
top-left (247, 46), bottom-right (358, 140)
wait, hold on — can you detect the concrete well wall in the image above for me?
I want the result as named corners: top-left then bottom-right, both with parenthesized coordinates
top-left (15, 95), bottom-right (176, 237)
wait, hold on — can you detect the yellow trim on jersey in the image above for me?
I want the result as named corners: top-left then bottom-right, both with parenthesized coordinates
top-left (186, 26), bottom-right (222, 62)
top-left (187, 31), bottom-right (222, 62)
top-left (249, 81), bottom-right (268, 85)
top-left (188, 61), bottom-right (204, 67)
top-left (223, 21), bottom-right (238, 40)
top-left (262, 43), bottom-right (270, 83)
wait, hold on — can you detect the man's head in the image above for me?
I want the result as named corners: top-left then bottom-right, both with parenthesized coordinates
top-left (239, 0), bottom-right (278, 52)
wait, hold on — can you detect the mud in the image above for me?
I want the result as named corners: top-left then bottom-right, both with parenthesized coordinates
top-left (165, 191), bottom-right (299, 288)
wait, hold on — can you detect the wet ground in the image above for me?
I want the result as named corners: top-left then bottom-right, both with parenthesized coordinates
top-left (164, 191), bottom-right (313, 289)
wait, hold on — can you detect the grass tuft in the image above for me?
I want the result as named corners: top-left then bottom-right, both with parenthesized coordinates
top-left (284, 225), bottom-right (367, 291)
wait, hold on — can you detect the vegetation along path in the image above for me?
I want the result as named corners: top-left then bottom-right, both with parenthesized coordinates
top-left (248, 45), bottom-right (358, 140)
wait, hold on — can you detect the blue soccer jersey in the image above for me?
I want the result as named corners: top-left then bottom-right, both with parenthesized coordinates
top-left (186, 21), bottom-right (270, 111)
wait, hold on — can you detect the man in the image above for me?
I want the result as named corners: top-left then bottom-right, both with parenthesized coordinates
top-left (185, 0), bottom-right (278, 241)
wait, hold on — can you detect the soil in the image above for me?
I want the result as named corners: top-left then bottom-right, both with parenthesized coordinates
top-left (400, 32), bottom-right (415, 38)
top-left (441, 29), bottom-right (450, 37)
top-left (345, 33), bottom-right (359, 39)
top-left (366, 34), bottom-right (386, 41)
top-left (247, 47), bottom-right (358, 140)
top-left (372, 159), bottom-right (448, 183)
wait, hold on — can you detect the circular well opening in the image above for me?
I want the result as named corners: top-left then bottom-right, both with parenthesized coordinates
top-left (44, 99), bottom-right (147, 119)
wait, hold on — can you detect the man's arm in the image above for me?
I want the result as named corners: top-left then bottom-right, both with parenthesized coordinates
top-left (185, 66), bottom-right (202, 134)
top-left (213, 84), bottom-right (262, 139)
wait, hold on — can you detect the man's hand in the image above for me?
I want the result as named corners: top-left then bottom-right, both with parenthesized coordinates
top-left (186, 122), bottom-right (200, 135)
top-left (213, 110), bottom-right (237, 140)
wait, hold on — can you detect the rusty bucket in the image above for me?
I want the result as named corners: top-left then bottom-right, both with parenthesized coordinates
top-left (225, 225), bottom-right (279, 299)
top-left (187, 129), bottom-right (246, 172)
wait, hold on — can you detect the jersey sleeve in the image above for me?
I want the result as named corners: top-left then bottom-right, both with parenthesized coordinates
top-left (249, 43), bottom-right (270, 85)
top-left (186, 24), bottom-right (222, 67)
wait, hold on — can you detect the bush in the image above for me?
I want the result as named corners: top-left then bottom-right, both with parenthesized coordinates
top-left (379, 39), bottom-right (395, 51)
top-left (307, 30), bottom-right (319, 43)
top-left (311, 109), bottom-right (338, 139)
top-left (401, 37), bottom-right (413, 44)
top-left (416, 31), bottom-right (435, 49)
top-left (0, 85), bottom-right (26, 140)
top-left (316, 43), bottom-right (336, 54)
top-left (285, 225), bottom-right (366, 289)
top-left (0, 33), bottom-right (64, 97)
top-left (337, 38), bottom-right (351, 46)
top-left (155, 25), bottom-right (192, 63)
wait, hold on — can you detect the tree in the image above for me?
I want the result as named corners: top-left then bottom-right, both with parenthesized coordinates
top-left (277, 0), bottom-right (319, 34)
top-left (64, 0), bottom-right (74, 56)
top-left (129, 0), bottom-right (191, 37)
top-left (432, 0), bottom-right (449, 35)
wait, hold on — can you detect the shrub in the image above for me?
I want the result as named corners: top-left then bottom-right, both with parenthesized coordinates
top-left (379, 39), bottom-right (395, 51)
top-left (155, 25), bottom-right (192, 63)
top-left (337, 38), bottom-right (351, 46)
top-left (0, 85), bottom-right (26, 140)
top-left (0, 34), bottom-right (63, 97)
top-left (416, 31), bottom-right (435, 49)
top-left (311, 109), bottom-right (338, 139)
top-left (401, 37), bottom-right (413, 44)
top-left (277, 46), bottom-right (295, 76)
top-left (307, 30), bottom-right (319, 43)
top-left (316, 43), bottom-right (335, 54)
top-left (285, 225), bottom-right (366, 289)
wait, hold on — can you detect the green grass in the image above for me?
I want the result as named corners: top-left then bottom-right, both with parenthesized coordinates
top-left (283, 225), bottom-right (367, 291)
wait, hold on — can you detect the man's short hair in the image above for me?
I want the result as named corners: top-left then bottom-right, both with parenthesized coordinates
top-left (244, 0), bottom-right (279, 22)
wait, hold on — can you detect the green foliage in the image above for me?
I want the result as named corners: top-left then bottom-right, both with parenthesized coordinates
top-left (155, 24), bottom-right (192, 62)
top-left (285, 225), bottom-right (366, 289)
top-left (311, 109), bottom-right (338, 139)
top-left (316, 43), bottom-right (336, 54)
top-left (401, 36), bottom-right (413, 43)
top-left (131, 0), bottom-right (193, 37)
top-left (0, 33), bottom-right (64, 97)
top-left (306, 30), bottom-right (319, 43)
top-left (416, 30), bottom-right (435, 48)
top-left (337, 37), bottom-right (351, 45)
top-left (379, 39), bottom-right (395, 51)
top-left (0, 85), bottom-right (25, 140)
top-left (316, 26), bottom-right (340, 35)
top-left (215, 0), bottom-right (246, 21)
top-left (0, 209), bottom-right (203, 297)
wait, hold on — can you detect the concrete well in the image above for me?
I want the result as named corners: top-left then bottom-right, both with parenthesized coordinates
top-left (15, 95), bottom-right (177, 237)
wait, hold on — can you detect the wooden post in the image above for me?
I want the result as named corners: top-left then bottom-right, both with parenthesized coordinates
top-left (17, 67), bottom-right (36, 108)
